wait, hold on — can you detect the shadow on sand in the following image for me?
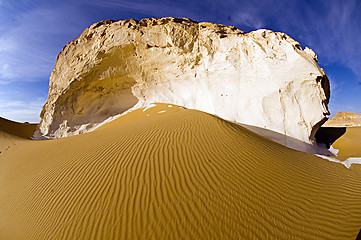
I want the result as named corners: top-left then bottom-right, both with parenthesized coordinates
top-left (315, 127), bottom-right (346, 149)
top-left (237, 123), bottom-right (345, 155)
top-left (356, 229), bottom-right (361, 240)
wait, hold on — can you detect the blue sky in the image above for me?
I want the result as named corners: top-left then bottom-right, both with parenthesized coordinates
top-left (0, 0), bottom-right (360, 122)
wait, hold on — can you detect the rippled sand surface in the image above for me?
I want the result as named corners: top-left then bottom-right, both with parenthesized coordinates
top-left (1, 104), bottom-right (361, 239)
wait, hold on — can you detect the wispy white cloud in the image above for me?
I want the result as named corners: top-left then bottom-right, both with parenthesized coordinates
top-left (232, 12), bottom-right (263, 29)
top-left (227, 0), bottom-right (361, 80)
top-left (0, 63), bottom-right (11, 79)
top-left (0, 1), bottom-right (91, 121)
top-left (0, 2), bottom-right (92, 83)
top-left (0, 0), bottom-right (360, 121)
top-left (327, 75), bottom-right (340, 97)
top-left (0, 97), bottom-right (45, 123)
top-left (280, 1), bottom-right (361, 78)
top-left (88, 0), bottom-right (200, 19)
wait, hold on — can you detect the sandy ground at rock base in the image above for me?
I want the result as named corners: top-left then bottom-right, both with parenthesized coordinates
top-left (1, 104), bottom-right (361, 239)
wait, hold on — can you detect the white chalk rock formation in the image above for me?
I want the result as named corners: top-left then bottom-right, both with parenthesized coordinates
top-left (324, 112), bottom-right (361, 127)
top-left (36, 17), bottom-right (330, 152)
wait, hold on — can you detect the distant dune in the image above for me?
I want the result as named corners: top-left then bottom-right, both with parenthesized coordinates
top-left (0, 117), bottom-right (37, 139)
top-left (1, 103), bottom-right (360, 239)
top-left (0, 117), bottom-right (38, 154)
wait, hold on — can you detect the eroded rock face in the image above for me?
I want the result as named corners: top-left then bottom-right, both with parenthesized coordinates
top-left (36, 17), bottom-right (330, 152)
top-left (324, 112), bottom-right (361, 127)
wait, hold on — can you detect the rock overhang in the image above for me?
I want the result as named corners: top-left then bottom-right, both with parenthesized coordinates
top-left (35, 17), bottom-right (330, 153)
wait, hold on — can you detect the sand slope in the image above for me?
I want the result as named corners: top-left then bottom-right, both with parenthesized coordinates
top-left (1, 104), bottom-right (361, 239)
top-left (0, 117), bottom-right (37, 155)
top-left (332, 127), bottom-right (361, 158)
top-left (0, 117), bottom-right (37, 139)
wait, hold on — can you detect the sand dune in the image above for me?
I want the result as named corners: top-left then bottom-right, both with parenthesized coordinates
top-left (1, 104), bottom-right (361, 239)
top-left (332, 127), bottom-right (361, 158)
top-left (0, 117), bottom-right (37, 154)
top-left (0, 117), bottom-right (37, 139)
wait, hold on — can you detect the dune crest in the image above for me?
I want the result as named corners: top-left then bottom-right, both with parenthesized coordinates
top-left (1, 104), bottom-right (361, 239)
top-left (0, 117), bottom-right (37, 139)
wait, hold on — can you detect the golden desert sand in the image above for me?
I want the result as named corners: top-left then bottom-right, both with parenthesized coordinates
top-left (333, 127), bottom-right (361, 159)
top-left (1, 104), bottom-right (361, 239)
top-left (0, 117), bottom-right (37, 139)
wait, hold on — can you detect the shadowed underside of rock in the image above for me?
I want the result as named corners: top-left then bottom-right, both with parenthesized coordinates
top-left (36, 17), bottom-right (330, 152)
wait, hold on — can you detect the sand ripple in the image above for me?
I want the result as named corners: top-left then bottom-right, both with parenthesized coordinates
top-left (1, 104), bottom-right (361, 239)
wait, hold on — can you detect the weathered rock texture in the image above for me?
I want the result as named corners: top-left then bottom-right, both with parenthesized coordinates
top-left (36, 17), bottom-right (330, 152)
top-left (324, 112), bottom-right (361, 127)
